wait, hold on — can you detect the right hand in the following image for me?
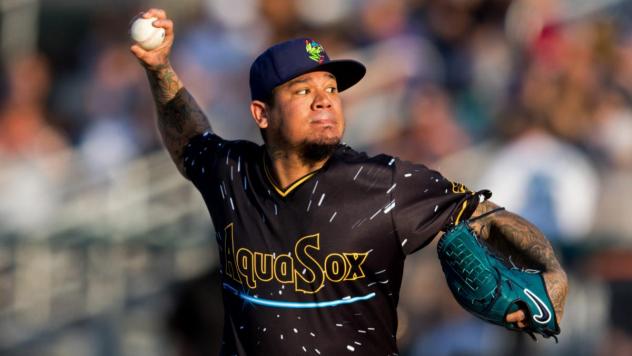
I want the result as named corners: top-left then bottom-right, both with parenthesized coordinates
top-left (130, 8), bottom-right (174, 71)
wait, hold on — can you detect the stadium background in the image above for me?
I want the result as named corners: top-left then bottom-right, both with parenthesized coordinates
top-left (1, 0), bottom-right (632, 355)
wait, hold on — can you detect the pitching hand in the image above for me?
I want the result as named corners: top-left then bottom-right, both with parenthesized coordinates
top-left (130, 9), bottom-right (175, 71)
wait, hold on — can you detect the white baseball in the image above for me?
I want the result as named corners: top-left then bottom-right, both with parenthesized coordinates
top-left (130, 16), bottom-right (165, 50)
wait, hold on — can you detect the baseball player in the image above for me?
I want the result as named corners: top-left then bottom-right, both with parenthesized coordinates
top-left (131, 9), bottom-right (568, 355)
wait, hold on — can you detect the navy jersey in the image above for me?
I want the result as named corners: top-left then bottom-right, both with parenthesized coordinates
top-left (183, 131), bottom-right (485, 355)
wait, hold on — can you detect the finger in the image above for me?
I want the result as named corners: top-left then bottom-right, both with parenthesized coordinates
top-left (505, 310), bottom-right (526, 323)
top-left (153, 19), bottom-right (174, 36)
top-left (144, 8), bottom-right (166, 20)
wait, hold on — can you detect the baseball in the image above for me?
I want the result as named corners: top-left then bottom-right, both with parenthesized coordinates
top-left (130, 16), bottom-right (165, 51)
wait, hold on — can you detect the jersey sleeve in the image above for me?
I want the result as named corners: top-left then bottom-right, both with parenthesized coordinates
top-left (391, 158), bottom-right (489, 255)
top-left (182, 131), bottom-right (226, 187)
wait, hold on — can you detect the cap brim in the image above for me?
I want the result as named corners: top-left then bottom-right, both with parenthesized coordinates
top-left (299, 60), bottom-right (366, 93)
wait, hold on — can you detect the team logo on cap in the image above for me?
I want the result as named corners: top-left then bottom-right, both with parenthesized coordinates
top-left (305, 39), bottom-right (325, 64)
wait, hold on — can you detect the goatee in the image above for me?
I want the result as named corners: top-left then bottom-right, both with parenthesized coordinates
top-left (299, 140), bottom-right (340, 164)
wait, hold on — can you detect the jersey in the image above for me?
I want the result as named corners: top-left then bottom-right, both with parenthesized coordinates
top-left (183, 131), bottom-right (484, 355)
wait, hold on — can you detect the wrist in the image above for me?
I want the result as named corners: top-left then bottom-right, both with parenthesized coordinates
top-left (146, 62), bottom-right (173, 75)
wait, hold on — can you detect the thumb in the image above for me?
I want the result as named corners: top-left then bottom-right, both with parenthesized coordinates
top-left (130, 44), bottom-right (147, 58)
top-left (506, 309), bottom-right (528, 328)
top-left (506, 309), bottom-right (526, 323)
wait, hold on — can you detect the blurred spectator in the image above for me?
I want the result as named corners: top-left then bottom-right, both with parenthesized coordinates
top-left (479, 107), bottom-right (600, 242)
top-left (378, 82), bottom-right (470, 165)
top-left (79, 43), bottom-right (146, 176)
top-left (591, 88), bottom-right (632, 169)
top-left (0, 53), bottom-right (69, 233)
top-left (0, 53), bottom-right (67, 157)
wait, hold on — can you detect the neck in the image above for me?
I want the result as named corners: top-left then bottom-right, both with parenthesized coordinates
top-left (265, 146), bottom-right (330, 189)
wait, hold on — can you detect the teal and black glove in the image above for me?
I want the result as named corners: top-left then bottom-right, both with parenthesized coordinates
top-left (437, 220), bottom-right (560, 341)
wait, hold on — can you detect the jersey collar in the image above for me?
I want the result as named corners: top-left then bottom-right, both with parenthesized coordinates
top-left (262, 150), bottom-right (322, 198)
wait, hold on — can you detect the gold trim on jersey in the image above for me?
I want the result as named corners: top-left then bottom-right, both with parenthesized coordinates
top-left (263, 153), bottom-right (319, 197)
top-left (454, 200), bottom-right (468, 225)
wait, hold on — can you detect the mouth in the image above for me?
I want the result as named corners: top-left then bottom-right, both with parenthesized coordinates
top-left (310, 117), bottom-right (336, 127)
top-left (312, 120), bottom-right (335, 126)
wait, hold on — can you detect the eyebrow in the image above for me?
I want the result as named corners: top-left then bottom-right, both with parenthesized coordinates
top-left (286, 73), bottom-right (336, 87)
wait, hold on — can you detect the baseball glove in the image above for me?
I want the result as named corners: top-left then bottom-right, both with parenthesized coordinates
top-left (437, 219), bottom-right (560, 341)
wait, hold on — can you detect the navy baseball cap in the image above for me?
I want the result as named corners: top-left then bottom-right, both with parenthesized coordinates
top-left (249, 38), bottom-right (366, 101)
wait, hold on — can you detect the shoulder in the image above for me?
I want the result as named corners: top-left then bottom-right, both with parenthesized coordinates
top-left (333, 144), bottom-right (398, 167)
top-left (333, 145), bottom-right (438, 176)
top-left (183, 131), bottom-right (262, 181)
top-left (185, 131), bottom-right (262, 158)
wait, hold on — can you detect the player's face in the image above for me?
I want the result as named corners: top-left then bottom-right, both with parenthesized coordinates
top-left (267, 71), bottom-right (344, 149)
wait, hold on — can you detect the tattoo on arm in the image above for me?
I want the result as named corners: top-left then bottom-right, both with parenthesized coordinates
top-left (469, 200), bottom-right (568, 320)
top-left (469, 201), bottom-right (559, 270)
top-left (146, 65), bottom-right (211, 175)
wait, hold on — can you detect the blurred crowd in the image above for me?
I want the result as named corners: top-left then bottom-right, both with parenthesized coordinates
top-left (2, 0), bottom-right (632, 355)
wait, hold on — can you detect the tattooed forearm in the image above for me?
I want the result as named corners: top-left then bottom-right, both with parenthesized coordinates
top-left (146, 65), bottom-right (211, 175)
top-left (469, 200), bottom-right (568, 321)
top-left (470, 201), bottom-right (560, 271)
top-left (147, 64), bottom-right (183, 105)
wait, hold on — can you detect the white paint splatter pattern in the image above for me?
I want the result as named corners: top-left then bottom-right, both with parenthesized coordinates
top-left (383, 200), bottom-right (396, 214)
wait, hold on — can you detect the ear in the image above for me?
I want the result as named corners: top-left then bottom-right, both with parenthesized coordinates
top-left (250, 100), bottom-right (270, 129)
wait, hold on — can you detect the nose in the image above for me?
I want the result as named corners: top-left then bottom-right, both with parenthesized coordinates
top-left (311, 89), bottom-right (332, 110)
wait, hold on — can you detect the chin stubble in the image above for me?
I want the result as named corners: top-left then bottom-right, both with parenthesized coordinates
top-left (298, 139), bottom-right (340, 164)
